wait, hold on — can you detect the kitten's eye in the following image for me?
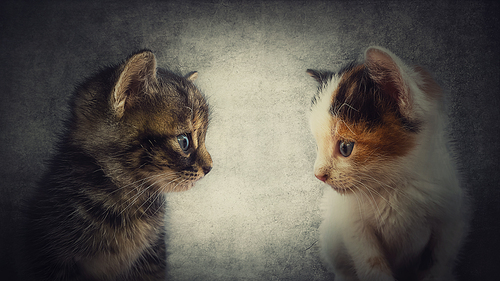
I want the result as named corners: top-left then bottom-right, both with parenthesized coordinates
top-left (339, 141), bottom-right (354, 157)
top-left (177, 134), bottom-right (190, 152)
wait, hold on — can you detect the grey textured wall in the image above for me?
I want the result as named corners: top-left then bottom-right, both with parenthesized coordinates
top-left (1, 0), bottom-right (499, 280)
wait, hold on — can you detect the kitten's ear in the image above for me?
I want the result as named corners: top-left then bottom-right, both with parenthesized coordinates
top-left (364, 46), bottom-right (412, 117)
top-left (186, 71), bottom-right (198, 82)
top-left (306, 69), bottom-right (331, 85)
top-left (112, 50), bottom-right (157, 118)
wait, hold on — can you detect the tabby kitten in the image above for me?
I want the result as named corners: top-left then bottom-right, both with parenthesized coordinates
top-left (307, 47), bottom-right (469, 281)
top-left (24, 50), bottom-right (212, 281)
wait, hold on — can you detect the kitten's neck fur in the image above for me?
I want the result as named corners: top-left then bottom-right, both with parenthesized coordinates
top-left (48, 140), bottom-right (166, 228)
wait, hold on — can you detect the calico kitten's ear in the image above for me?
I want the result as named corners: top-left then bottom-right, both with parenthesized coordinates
top-left (364, 46), bottom-right (412, 117)
top-left (306, 69), bottom-right (332, 85)
top-left (112, 50), bottom-right (157, 118)
top-left (186, 71), bottom-right (198, 82)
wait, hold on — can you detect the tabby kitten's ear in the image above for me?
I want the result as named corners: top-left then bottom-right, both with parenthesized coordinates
top-left (364, 46), bottom-right (412, 118)
top-left (111, 50), bottom-right (157, 118)
top-left (185, 71), bottom-right (198, 82)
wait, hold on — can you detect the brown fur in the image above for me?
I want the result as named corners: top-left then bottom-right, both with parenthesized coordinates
top-left (24, 50), bottom-right (212, 281)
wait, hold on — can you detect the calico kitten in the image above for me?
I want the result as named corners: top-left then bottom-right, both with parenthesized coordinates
top-left (24, 50), bottom-right (212, 281)
top-left (307, 47), bottom-right (469, 281)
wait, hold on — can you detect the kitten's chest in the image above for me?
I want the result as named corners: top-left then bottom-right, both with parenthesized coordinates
top-left (361, 199), bottom-right (433, 268)
top-left (330, 190), bottom-right (430, 242)
top-left (78, 215), bottom-right (164, 280)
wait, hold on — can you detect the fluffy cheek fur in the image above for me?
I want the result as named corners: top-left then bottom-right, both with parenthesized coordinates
top-left (311, 112), bottom-right (417, 195)
top-left (136, 167), bottom-right (200, 193)
top-left (125, 134), bottom-right (212, 193)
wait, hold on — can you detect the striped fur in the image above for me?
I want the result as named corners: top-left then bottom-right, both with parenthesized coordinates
top-left (24, 50), bottom-right (212, 281)
top-left (308, 47), bottom-right (469, 281)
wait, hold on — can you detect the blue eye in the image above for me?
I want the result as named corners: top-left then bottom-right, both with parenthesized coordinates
top-left (339, 141), bottom-right (354, 157)
top-left (177, 134), bottom-right (189, 152)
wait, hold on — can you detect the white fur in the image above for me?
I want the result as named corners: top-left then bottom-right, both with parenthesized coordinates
top-left (310, 47), bottom-right (469, 281)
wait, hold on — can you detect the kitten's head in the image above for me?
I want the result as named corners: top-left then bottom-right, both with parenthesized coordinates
top-left (70, 50), bottom-right (212, 192)
top-left (307, 47), bottom-right (441, 194)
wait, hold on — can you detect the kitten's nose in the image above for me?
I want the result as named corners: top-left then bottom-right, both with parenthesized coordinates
top-left (202, 166), bottom-right (212, 175)
top-left (315, 174), bottom-right (328, 182)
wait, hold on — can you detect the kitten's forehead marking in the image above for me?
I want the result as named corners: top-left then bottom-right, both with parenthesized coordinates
top-left (310, 74), bottom-right (341, 157)
top-left (310, 71), bottom-right (345, 136)
top-left (311, 74), bottom-right (341, 114)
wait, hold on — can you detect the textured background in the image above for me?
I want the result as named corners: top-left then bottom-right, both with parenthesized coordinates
top-left (1, 0), bottom-right (499, 280)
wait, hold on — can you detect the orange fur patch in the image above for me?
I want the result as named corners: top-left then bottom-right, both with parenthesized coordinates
top-left (335, 113), bottom-right (416, 165)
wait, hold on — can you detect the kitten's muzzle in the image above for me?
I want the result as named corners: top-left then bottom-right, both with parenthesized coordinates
top-left (315, 173), bottom-right (328, 182)
top-left (315, 173), bottom-right (350, 193)
top-left (202, 166), bottom-right (212, 175)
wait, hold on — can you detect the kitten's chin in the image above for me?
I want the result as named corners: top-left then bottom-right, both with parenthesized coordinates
top-left (138, 171), bottom-right (205, 193)
top-left (162, 176), bottom-right (207, 192)
top-left (327, 184), bottom-right (351, 195)
top-left (162, 181), bottom-right (195, 193)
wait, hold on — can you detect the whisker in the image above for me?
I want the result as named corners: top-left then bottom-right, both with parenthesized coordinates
top-left (351, 180), bottom-right (383, 226)
top-left (351, 178), bottom-right (392, 207)
top-left (332, 102), bottom-right (358, 136)
top-left (340, 119), bottom-right (356, 136)
top-left (138, 175), bottom-right (181, 217)
top-left (340, 181), bottom-right (363, 221)
top-left (152, 190), bottom-right (168, 217)
top-left (357, 171), bottom-right (412, 202)
top-left (119, 178), bottom-right (165, 215)
top-left (109, 172), bottom-right (177, 196)
top-left (171, 178), bottom-right (188, 192)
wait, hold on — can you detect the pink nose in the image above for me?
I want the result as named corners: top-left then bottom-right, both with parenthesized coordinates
top-left (315, 174), bottom-right (328, 182)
